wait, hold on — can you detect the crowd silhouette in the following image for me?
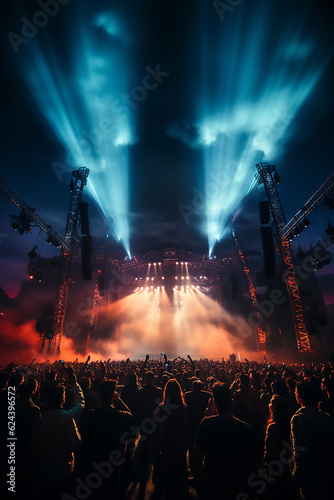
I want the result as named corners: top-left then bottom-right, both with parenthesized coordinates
top-left (1, 354), bottom-right (334, 500)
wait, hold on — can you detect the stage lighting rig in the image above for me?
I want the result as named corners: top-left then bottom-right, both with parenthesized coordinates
top-left (10, 211), bottom-right (33, 234)
top-left (45, 234), bottom-right (61, 248)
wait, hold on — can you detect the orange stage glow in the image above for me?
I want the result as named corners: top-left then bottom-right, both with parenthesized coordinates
top-left (88, 287), bottom-right (254, 360)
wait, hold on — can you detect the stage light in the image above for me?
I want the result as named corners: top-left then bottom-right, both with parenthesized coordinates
top-left (45, 235), bottom-right (61, 248)
top-left (10, 212), bottom-right (33, 235)
top-left (303, 218), bottom-right (311, 227)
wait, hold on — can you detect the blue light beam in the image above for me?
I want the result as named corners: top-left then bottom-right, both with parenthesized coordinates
top-left (194, 1), bottom-right (332, 255)
top-left (16, 3), bottom-right (135, 256)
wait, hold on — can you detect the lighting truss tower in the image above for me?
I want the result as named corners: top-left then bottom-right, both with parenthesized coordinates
top-left (230, 226), bottom-right (266, 351)
top-left (46, 168), bottom-right (90, 353)
top-left (255, 162), bottom-right (311, 352)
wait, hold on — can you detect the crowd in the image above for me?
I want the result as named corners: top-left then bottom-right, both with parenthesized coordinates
top-left (1, 354), bottom-right (334, 500)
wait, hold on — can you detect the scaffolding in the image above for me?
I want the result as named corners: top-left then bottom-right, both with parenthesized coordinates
top-left (45, 168), bottom-right (89, 353)
top-left (255, 162), bottom-right (312, 352)
top-left (230, 226), bottom-right (266, 351)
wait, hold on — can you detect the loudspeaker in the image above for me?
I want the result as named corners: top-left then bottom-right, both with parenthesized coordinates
top-left (259, 201), bottom-right (270, 225)
top-left (81, 235), bottom-right (92, 280)
top-left (80, 202), bottom-right (90, 235)
top-left (260, 227), bottom-right (275, 277)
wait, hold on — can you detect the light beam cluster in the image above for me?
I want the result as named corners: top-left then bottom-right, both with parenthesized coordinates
top-left (194, 2), bottom-right (331, 255)
top-left (17, 3), bottom-right (135, 256)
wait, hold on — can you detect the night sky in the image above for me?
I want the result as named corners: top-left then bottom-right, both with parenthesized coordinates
top-left (0, 0), bottom-right (334, 307)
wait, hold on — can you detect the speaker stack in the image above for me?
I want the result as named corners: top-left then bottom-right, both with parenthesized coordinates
top-left (259, 201), bottom-right (275, 277)
top-left (80, 202), bottom-right (92, 281)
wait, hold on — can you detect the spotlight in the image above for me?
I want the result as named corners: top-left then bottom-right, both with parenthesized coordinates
top-left (45, 235), bottom-right (61, 248)
top-left (303, 218), bottom-right (311, 227)
top-left (293, 223), bottom-right (305, 236)
top-left (10, 212), bottom-right (33, 234)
